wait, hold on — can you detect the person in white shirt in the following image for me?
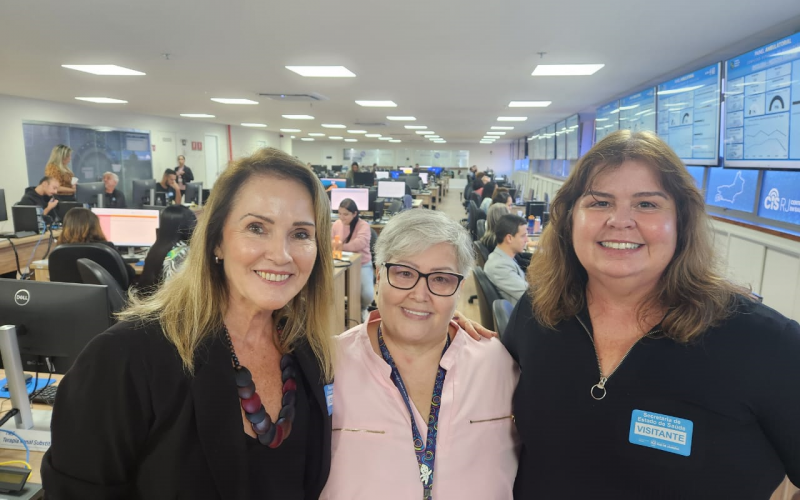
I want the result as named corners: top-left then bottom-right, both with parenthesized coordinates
top-left (484, 214), bottom-right (529, 304)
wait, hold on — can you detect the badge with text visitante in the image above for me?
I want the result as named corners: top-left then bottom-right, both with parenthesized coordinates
top-left (629, 409), bottom-right (693, 456)
top-left (323, 384), bottom-right (333, 416)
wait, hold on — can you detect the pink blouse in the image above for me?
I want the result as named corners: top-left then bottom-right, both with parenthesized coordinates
top-left (320, 311), bottom-right (520, 500)
top-left (331, 218), bottom-right (372, 265)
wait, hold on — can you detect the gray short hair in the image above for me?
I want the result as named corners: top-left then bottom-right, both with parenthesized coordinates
top-left (103, 172), bottom-right (119, 182)
top-left (375, 209), bottom-right (474, 275)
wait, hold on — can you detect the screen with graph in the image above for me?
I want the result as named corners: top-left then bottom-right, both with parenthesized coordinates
top-left (545, 124), bottom-right (556, 159)
top-left (595, 100), bottom-right (619, 142)
top-left (566, 114), bottom-right (580, 160)
top-left (657, 63), bottom-right (721, 166)
top-left (619, 88), bottom-right (656, 133)
top-left (724, 33), bottom-right (800, 169)
top-left (705, 167), bottom-right (759, 211)
top-left (555, 120), bottom-right (567, 160)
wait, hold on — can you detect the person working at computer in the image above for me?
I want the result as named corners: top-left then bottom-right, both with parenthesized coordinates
top-left (156, 168), bottom-right (182, 205)
top-left (102, 172), bottom-right (127, 208)
top-left (492, 187), bottom-right (514, 209)
top-left (331, 198), bottom-right (374, 320)
top-left (44, 144), bottom-right (77, 200)
top-left (138, 205), bottom-right (197, 294)
top-left (18, 176), bottom-right (60, 216)
top-left (345, 161), bottom-right (359, 187)
top-left (484, 214), bottom-right (529, 305)
top-left (472, 171), bottom-right (490, 197)
top-left (479, 181), bottom-right (497, 213)
top-left (175, 155), bottom-right (194, 193)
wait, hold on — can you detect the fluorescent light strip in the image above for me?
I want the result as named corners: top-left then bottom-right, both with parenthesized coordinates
top-left (285, 66), bottom-right (355, 77)
top-left (386, 116), bottom-right (416, 121)
top-left (321, 124), bottom-right (346, 128)
top-left (405, 125), bottom-right (427, 129)
top-left (241, 123), bottom-right (267, 127)
top-left (75, 97), bottom-right (127, 104)
top-left (62, 64), bottom-right (145, 76)
top-left (379, 137), bottom-right (393, 141)
top-left (389, 139), bottom-right (401, 143)
top-left (181, 113), bottom-right (215, 118)
top-left (497, 117), bottom-right (527, 122)
top-left (344, 138), bottom-right (358, 142)
top-left (365, 134), bottom-right (382, 138)
top-left (347, 130), bottom-right (367, 134)
top-left (301, 138), bottom-right (315, 141)
top-left (531, 64), bottom-right (605, 76)
top-left (329, 136), bottom-right (343, 140)
top-left (508, 101), bottom-right (552, 107)
top-left (416, 131), bottom-right (434, 135)
top-left (355, 100), bottom-right (397, 107)
top-left (282, 115), bottom-right (315, 120)
top-left (487, 132), bottom-right (506, 135)
top-left (308, 133), bottom-right (325, 137)
top-left (211, 98), bottom-right (259, 105)
top-left (491, 126), bottom-right (514, 130)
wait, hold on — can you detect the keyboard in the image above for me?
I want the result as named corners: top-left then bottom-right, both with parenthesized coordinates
top-left (31, 385), bottom-right (58, 404)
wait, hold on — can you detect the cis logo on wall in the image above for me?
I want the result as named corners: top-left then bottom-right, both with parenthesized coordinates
top-left (764, 188), bottom-right (781, 210)
top-left (191, 141), bottom-right (203, 151)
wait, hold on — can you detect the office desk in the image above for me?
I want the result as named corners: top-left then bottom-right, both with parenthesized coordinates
top-left (0, 232), bottom-right (60, 276)
top-left (414, 192), bottom-right (437, 210)
top-left (31, 259), bottom-right (143, 282)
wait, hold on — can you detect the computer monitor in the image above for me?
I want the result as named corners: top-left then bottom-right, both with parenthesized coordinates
top-left (428, 167), bottom-right (443, 177)
top-left (404, 175), bottom-right (422, 191)
top-left (353, 172), bottom-right (375, 187)
top-left (401, 167), bottom-right (413, 174)
top-left (418, 173), bottom-right (429, 185)
top-left (375, 171), bottom-right (389, 180)
top-left (526, 201), bottom-right (546, 219)
top-left (184, 182), bottom-right (204, 205)
top-left (0, 189), bottom-right (6, 222)
top-left (390, 171), bottom-right (401, 179)
top-left (331, 165), bottom-right (343, 173)
top-left (132, 179), bottom-right (157, 208)
top-left (0, 278), bottom-right (112, 374)
top-left (74, 182), bottom-right (105, 206)
top-left (53, 201), bottom-right (85, 222)
top-left (378, 181), bottom-right (406, 199)
top-left (320, 179), bottom-right (347, 189)
top-left (311, 165), bottom-right (326, 175)
top-left (330, 188), bottom-right (370, 211)
top-left (91, 208), bottom-right (160, 247)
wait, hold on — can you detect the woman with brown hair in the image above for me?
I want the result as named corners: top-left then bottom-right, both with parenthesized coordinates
top-left (44, 144), bottom-right (77, 200)
top-left (503, 130), bottom-right (800, 498)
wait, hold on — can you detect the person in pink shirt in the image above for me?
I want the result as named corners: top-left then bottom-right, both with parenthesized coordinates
top-left (331, 198), bottom-right (374, 320)
top-left (322, 209), bottom-right (520, 500)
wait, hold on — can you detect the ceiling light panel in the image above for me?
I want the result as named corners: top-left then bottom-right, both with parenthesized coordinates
top-left (301, 138), bottom-right (315, 141)
top-left (329, 136), bottom-right (343, 140)
top-left (241, 123), bottom-right (267, 127)
top-left (280, 128), bottom-right (301, 132)
top-left (344, 138), bottom-right (358, 142)
top-left (365, 134), bottom-right (382, 138)
top-left (386, 116), bottom-right (416, 121)
top-left (181, 113), bottom-right (215, 118)
top-left (285, 66), bottom-right (356, 77)
top-left (487, 132), bottom-right (506, 135)
top-left (355, 100), bottom-right (397, 107)
top-left (321, 124), bottom-right (346, 128)
top-left (416, 130), bottom-right (434, 135)
top-left (75, 97), bottom-right (127, 104)
top-left (531, 64), bottom-right (605, 76)
top-left (347, 130), bottom-right (367, 134)
top-left (282, 115), bottom-right (315, 120)
top-left (389, 140), bottom-right (401, 143)
top-left (405, 125), bottom-right (427, 129)
top-left (497, 116), bottom-right (528, 121)
top-left (211, 98), bottom-right (259, 105)
top-left (491, 126), bottom-right (514, 130)
top-left (308, 133), bottom-right (325, 137)
top-left (508, 101), bottom-right (552, 107)
top-left (62, 64), bottom-right (145, 76)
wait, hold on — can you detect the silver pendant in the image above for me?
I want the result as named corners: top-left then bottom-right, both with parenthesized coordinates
top-left (590, 376), bottom-right (608, 400)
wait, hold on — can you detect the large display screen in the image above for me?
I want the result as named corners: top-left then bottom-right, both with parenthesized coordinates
top-left (657, 63), bottom-right (721, 165)
top-left (705, 167), bottom-right (759, 212)
top-left (758, 170), bottom-right (800, 225)
top-left (545, 124), bottom-right (556, 159)
top-left (595, 100), bottom-right (620, 142)
top-left (685, 166), bottom-right (706, 190)
top-left (724, 33), bottom-right (800, 169)
top-left (566, 114), bottom-right (580, 160)
top-left (529, 130), bottom-right (543, 160)
top-left (555, 120), bottom-right (567, 160)
top-left (619, 88), bottom-right (656, 133)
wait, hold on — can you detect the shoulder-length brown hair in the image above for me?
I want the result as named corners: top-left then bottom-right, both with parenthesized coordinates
top-left (528, 130), bottom-right (750, 342)
top-left (58, 208), bottom-right (107, 244)
top-left (120, 148), bottom-right (335, 380)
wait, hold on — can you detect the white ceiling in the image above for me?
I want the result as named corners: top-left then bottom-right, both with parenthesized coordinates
top-left (1, 0), bottom-right (799, 145)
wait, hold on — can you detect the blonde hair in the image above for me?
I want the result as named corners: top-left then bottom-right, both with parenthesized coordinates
top-left (58, 208), bottom-right (106, 245)
top-left (528, 130), bottom-right (751, 343)
top-left (46, 144), bottom-right (72, 173)
top-left (119, 148), bottom-right (335, 380)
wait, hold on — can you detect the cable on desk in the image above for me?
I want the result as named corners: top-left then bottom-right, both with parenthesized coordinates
top-left (4, 237), bottom-right (22, 279)
top-left (21, 232), bottom-right (48, 280)
top-left (41, 225), bottom-right (55, 260)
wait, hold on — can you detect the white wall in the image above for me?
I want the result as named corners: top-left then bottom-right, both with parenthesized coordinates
top-left (291, 140), bottom-right (513, 175)
top-left (0, 93), bottom-right (283, 232)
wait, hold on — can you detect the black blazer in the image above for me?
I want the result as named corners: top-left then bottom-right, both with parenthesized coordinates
top-left (42, 320), bottom-right (332, 499)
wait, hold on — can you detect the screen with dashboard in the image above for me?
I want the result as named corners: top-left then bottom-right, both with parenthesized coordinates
top-left (619, 88), bottom-right (656, 133)
top-left (330, 188), bottom-right (370, 211)
top-left (704, 168), bottom-right (759, 212)
top-left (657, 63), bottom-right (721, 165)
top-left (91, 208), bottom-right (160, 247)
top-left (595, 100), bottom-right (620, 142)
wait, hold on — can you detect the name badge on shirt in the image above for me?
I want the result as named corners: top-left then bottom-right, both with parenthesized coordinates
top-left (324, 384), bottom-right (334, 416)
top-left (629, 409), bottom-right (693, 457)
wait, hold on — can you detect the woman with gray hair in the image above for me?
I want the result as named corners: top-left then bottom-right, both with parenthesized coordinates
top-left (321, 209), bottom-right (519, 500)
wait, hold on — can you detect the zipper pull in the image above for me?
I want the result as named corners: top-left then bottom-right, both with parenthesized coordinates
top-left (591, 376), bottom-right (608, 400)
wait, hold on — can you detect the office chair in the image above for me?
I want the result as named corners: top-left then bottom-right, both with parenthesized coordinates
top-left (467, 201), bottom-right (485, 241)
top-left (369, 228), bottom-right (378, 269)
top-left (473, 241), bottom-right (490, 269)
top-left (469, 192), bottom-right (481, 207)
top-left (476, 219), bottom-right (486, 240)
top-left (49, 243), bottom-right (131, 289)
top-left (492, 299), bottom-right (514, 337)
top-left (76, 258), bottom-right (127, 314)
top-left (388, 199), bottom-right (403, 214)
top-left (472, 268), bottom-right (502, 330)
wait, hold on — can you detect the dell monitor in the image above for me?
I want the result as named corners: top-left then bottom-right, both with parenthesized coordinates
top-left (0, 189), bottom-right (6, 222)
top-left (418, 173), bottom-right (429, 185)
top-left (75, 182), bottom-right (105, 207)
top-left (184, 182), bottom-right (204, 205)
top-left (132, 179), bottom-right (157, 208)
top-left (0, 278), bottom-right (113, 374)
top-left (91, 208), bottom-right (160, 247)
top-left (54, 201), bottom-right (85, 222)
top-left (404, 175), bottom-right (422, 191)
top-left (378, 181), bottom-right (406, 199)
top-left (330, 188), bottom-right (370, 211)
top-left (375, 171), bottom-right (389, 180)
top-left (353, 172), bottom-right (375, 187)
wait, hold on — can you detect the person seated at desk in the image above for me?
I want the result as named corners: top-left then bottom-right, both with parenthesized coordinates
top-left (58, 207), bottom-right (136, 284)
top-left (102, 172), bottom-right (127, 208)
top-left (472, 171), bottom-right (489, 197)
top-left (18, 176), bottom-right (60, 217)
top-left (139, 205), bottom-right (197, 294)
top-left (480, 203), bottom-right (510, 252)
top-left (345, 162), bottom-right (359, 187)
top-left (479, 181), bottom-right (497, 213)
top-left (484, 214), bottom-right (529, 305)
top-left (156, 168), bottom-right (182, 205)
top-left (492, 188), bottom-right (513, 209)
top-left (331, 198), bottom-right (374, 320)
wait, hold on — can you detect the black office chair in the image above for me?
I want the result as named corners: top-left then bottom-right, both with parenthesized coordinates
top-left (472, 268), bottom-right (502, 330)
top-left (492, 299), bottom-right (514, 337)
top-left (467, 201), bottom-right (485, 241)
top-left (49, 243), bottom-right (131, 289)
top-left (76, 258), bottom-right (127, 314)
top-left (476, 219), bottom-right (486, 240)
top-left (473, 241), bottom-right (490, 269)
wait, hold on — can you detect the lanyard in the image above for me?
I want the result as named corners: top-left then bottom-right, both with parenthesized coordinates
top-left (378, 324), bottom-right (450, 500)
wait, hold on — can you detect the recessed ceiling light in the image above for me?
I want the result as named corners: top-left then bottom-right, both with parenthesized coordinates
top-left (347, 130), bottom-right (367, 134)
top-left (211, 98), bottom-right (259, 105)
top-left (355, 100), bottom-right (397, 107)
top-left (329, 136), bottom-right (343, 140)
top-left (301, 138), bottom-right (315, 141)
top-left (433, 140), bottom-right (446, 144)
top-left (365, 134), bottom-right (382, 138)
top-left (290, 136), bottom-right (296, 139)
top-left (280, 128), bottom-right (301, 133)
top-left (344, 138), bottom-right (358, 142)
top-left (487, 132), bottom-right (506, 135)
top-left (416, 130), bottom-right (434, 135)
top-left (387, 116), bottom-right (416, 121)
top-left (379, 137), bottom-right (393, 141)
top-left (62, 64), bottom-right (145, 76)
top-left (75, 97), bottom-right (127, 104)
top-left (241, 123), bottom-right (267, 127)
top-left (482, 137), bottom-right (498, 140)
top-left (480, 141), bottom-right (493, 144)
top-left (491, 126), bottom-right (514, 130)
top-left (532, 64), bottom-right (605, 76)
top-left (405, 125), bottom-right (427, 129)
top-left (285, 66), bottom-right (356, 77)
top-left (508, 101), bottom-right (552, 107)
top-left (308, 133), bottom-right (325, 137)
top-left (321, 124), bottom-right (346, 128)
top-left (282, 115), bottom-right (315, 120)
top-left (181, 113), bottom-right (215, 118)
top-left (497, 116), bottom-right (528, 122)
top-left (389, 139), bottom-right (401, 143)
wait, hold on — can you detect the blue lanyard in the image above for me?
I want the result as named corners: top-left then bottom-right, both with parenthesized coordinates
top-left (378, 324), bottom-right (450, 500)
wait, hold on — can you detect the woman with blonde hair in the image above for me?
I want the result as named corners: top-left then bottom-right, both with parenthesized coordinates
top-left (503, 130), bottom-right (800, 498)
top-left (43, 148), bottom-right (338, 499)
top-left (44, 144), bottom-right (77, 199)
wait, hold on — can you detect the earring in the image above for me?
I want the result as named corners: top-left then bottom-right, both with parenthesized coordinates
top-left (215, 256), bottom-right (221, 264)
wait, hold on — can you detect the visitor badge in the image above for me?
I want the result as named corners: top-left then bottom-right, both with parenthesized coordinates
top-left (629, 409), bottom-right (693, 457)
top-left (324, 384), bottom-right (334, 416)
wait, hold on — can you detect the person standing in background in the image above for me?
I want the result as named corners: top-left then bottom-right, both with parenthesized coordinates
top-left (175, 155), bottom-right (194, 194)
top-left (44, 144), bottom-right (77, 200)
top-left (102, 172), bottom-right (127, 208)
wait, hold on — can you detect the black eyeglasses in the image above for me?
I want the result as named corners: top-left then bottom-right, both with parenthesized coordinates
top-left (383, 263), bottom-right (464, 297)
